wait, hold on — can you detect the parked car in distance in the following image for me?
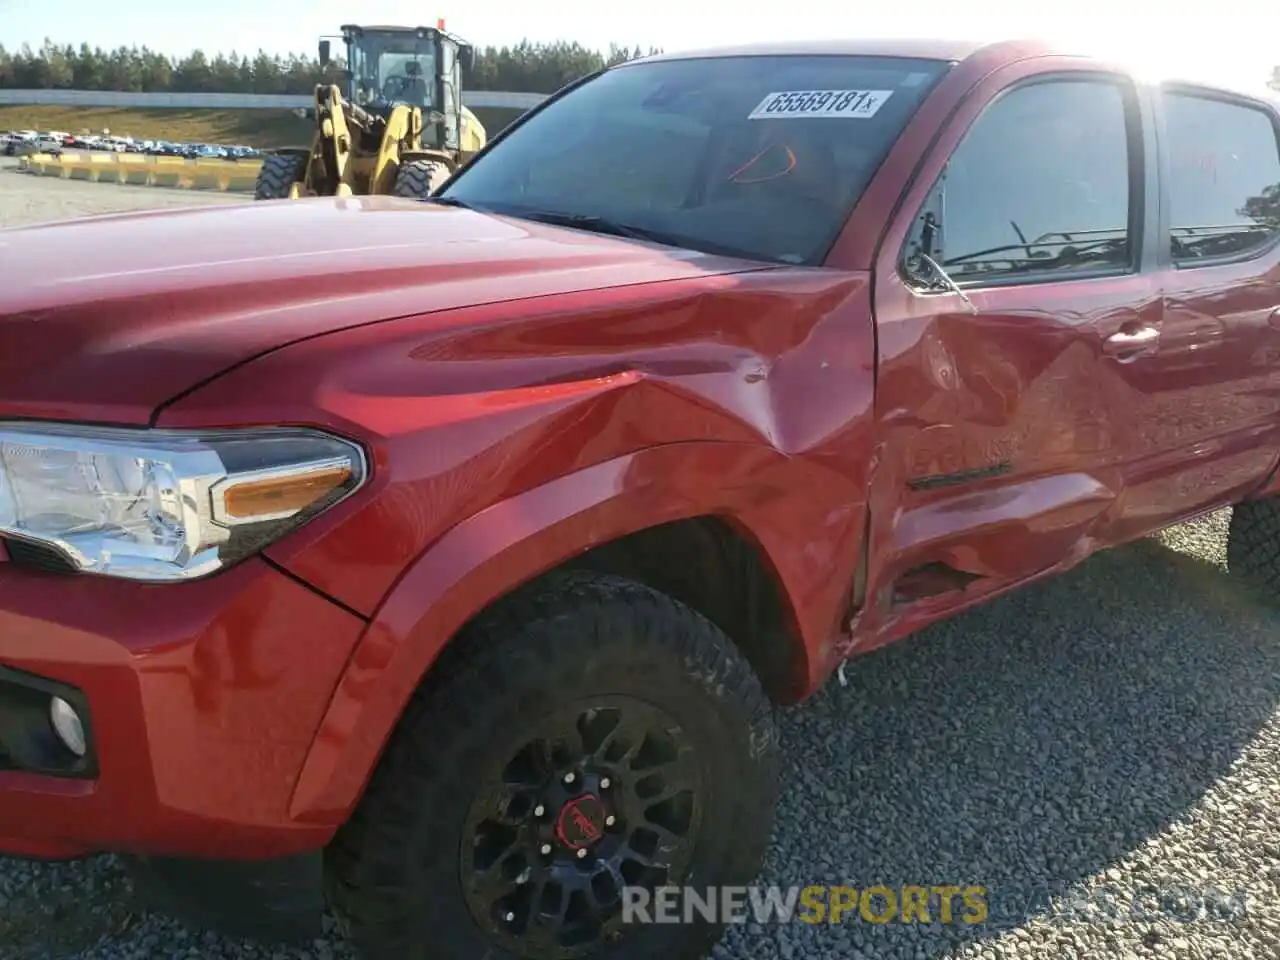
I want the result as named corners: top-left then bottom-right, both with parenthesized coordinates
top-left (31, 132), bottom-right (68, 153)
top-left (1, 130), bottom-right (38, 155)
top-left (1, 37), bottom-right (1279, 960)
top-left (65, 134), bottom-right (107, 151)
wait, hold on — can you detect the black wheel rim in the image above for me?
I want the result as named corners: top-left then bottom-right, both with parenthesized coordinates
top-left (460, 696), bottom-right (705, 957)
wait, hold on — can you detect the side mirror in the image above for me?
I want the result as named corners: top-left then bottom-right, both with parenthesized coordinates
top-left (459, 44), bottom-right (475, 74)
top-left (318, 40), bottom-right (331, 67)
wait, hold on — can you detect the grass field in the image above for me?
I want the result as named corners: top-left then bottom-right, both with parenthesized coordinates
top-left (0, 105), bottom-right (527, 148)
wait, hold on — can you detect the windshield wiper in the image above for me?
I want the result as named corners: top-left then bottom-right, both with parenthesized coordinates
top-left (509, 210), bottom-right (779, 262)
top-left (479, 206), bottom-right (783, 263)
top-left (513, 210), bottom-right (687, 247)
top-left (427, 196), bottom-right (474, 210)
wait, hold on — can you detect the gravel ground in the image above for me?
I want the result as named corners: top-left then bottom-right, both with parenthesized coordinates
top-left (3, 162), bottom-right (1280, 960)
top-left (0, 156), bottom-right (246, 225)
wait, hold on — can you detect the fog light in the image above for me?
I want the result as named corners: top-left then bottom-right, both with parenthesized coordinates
top-left (49, 696), bottom-right (86, 757)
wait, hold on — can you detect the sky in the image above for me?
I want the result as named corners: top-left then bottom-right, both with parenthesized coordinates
top-left (1, 0), bottom-right (1276, 97)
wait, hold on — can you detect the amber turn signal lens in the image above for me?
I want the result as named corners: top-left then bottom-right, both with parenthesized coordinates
top-left (219, 463), bottom-right (354, 522)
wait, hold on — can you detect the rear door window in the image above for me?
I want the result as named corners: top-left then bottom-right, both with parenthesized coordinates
top-left (1161, 91), bottom-right (1280, 265)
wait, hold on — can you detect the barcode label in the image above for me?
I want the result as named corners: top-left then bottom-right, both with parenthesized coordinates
top-left (747, 89), bottom-right (894, 120)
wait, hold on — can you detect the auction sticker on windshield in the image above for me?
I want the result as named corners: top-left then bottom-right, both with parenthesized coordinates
top-left (747, 90), bottom-right (894, 120)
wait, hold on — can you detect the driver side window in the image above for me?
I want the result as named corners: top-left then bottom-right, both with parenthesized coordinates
top-left (907, 77), bottom-right (1137, 286)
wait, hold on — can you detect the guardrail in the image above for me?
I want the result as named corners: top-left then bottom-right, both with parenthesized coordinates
top-left (0, 88), bottom-right (548, 110)
top-left (19, 151), bottom-right (262, 192)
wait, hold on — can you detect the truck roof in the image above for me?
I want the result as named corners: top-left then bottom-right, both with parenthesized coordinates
top-left (641, 37), bottom-right (1032, 64)
top-left (341, 24), bottom-right (445, 34)
top-left (637, 38), bottom-right (1277, 102)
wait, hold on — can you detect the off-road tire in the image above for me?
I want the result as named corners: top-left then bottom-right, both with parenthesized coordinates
top-left (326, 571), bottom-right (782, 960)
top-left (1228, 497), bottom-right (1280, 604)
top-left (393, 158), bottom-right (450, 199)
top-left (254, 152), bottom-right (308, 201)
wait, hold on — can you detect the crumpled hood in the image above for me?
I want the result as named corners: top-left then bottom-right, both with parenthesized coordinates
top-left (0, 195), bottom-right (762, 424)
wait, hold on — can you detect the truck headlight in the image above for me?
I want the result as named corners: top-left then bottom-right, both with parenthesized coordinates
top-left (0, 423), bottom-right (367, 582)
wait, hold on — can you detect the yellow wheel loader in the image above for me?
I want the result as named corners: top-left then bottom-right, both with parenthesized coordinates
top-left (255, 22), bottom-right (487, 201)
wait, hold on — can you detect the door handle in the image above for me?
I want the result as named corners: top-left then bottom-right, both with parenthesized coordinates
top-left (1103, 326), bottom-right (1159, 361)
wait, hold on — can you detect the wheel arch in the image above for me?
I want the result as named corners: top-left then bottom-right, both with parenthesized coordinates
top-left (558, 514), bottom-right (802, 704)
top-left (288, 441), bottom-right (864, 826)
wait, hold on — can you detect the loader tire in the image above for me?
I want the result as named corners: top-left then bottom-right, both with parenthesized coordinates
top-left (393, 158), bottom-right (450, 199)
top-left (1228, 497), bottom-right (1280, 605)
top-left (254, 152), bottom-right (308, 201)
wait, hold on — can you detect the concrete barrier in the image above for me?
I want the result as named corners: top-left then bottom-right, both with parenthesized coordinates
top-left (18, 151), bottom-right (262, 192)
top-left (1, 88), bottom-right (548, 110)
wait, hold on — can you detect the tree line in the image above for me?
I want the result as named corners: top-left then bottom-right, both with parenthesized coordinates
top-left (6, 40), bottom-right (1273, 98)
top-left (0, 39), bottom-right (662, 96)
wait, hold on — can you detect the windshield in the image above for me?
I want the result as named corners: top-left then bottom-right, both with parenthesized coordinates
top-left (441, 54), bottom-right (950, 264)
top-left (348, 34), bottom-right (437, 108)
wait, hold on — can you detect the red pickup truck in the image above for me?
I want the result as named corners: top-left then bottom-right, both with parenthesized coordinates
top-left (2, 37), bottom-right (1279, 960)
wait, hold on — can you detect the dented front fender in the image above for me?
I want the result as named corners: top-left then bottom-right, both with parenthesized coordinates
top-left (155, 267), bottom-right (878, 824)
top-left (285, 439), bottom-right (866, 824)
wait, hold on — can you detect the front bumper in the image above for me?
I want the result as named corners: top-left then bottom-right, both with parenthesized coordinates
top-left (0, 552), bottom-right (366, 861)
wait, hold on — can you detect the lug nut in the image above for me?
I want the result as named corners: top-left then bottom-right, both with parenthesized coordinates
top-left (563, 772), bottom-right (576, 785)
top-left (600, 777), bottom-right (611, 789)
top-left (576, 848), bottom-right (588, 859)
top-left (516, 867), bottom-right (532, 885)
top-left (504, 911), bottom-right (515, 922)
top-left (533, 804), bottom-right (545, 817)
top-left (541, 844), bottom-right (553, 855)
top-left (605, 815), bottom-right (616, 826)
